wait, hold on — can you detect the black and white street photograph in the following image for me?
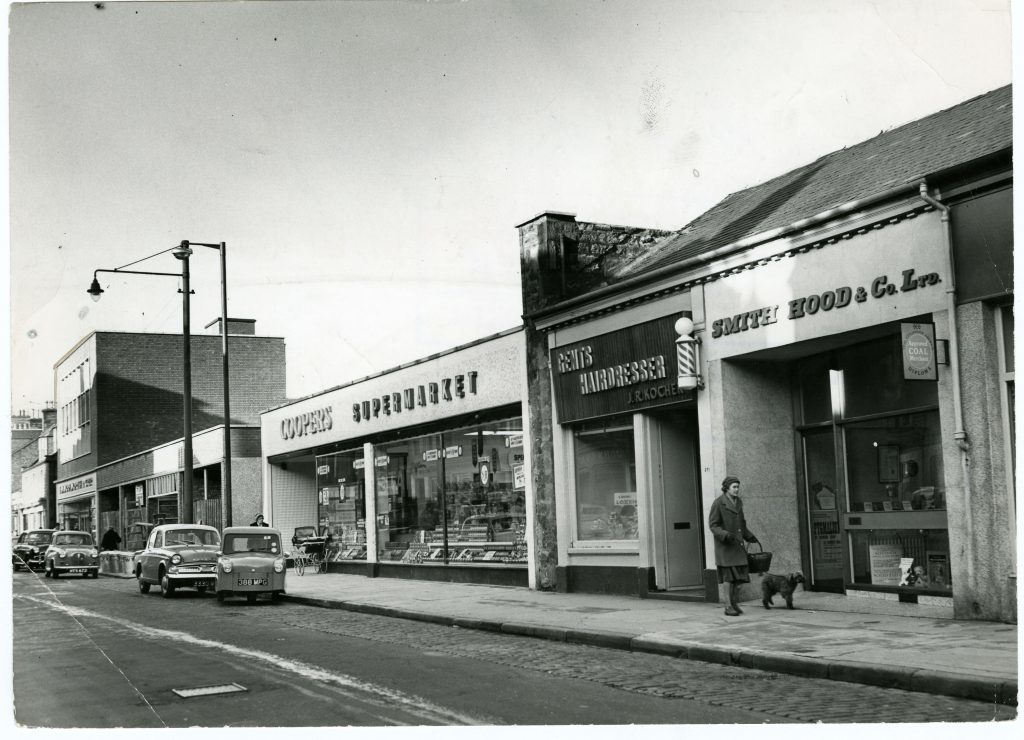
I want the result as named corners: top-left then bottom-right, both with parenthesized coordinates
top-left (4, 1), bottom-right (1018, 737)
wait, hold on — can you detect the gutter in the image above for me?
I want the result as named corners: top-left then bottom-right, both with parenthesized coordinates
top-left (918, 182), bottom-right (974, 584)
top-left (527, 179), bottom-right (927, 323)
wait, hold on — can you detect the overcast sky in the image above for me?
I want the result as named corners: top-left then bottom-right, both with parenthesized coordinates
top-left (6, 0), bottom-right (1012, 414)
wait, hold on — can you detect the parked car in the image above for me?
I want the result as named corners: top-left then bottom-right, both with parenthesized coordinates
top-left (43, 530), bottom-right (100, 578)
top-left (135, 524), bottom-right (221, 598)
top-left (12, 529), bottom-right (56, 571)
top-left (215, 526), bottom-right (287, 604)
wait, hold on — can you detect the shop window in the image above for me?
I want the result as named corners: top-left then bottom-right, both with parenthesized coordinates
top-left (440, 419), bottom-right (527, 565)
top-left (572, 416), bottom-right (638, 542)
top-left (375, 434), bottom-right (441, 563)
top-left (845, 411), bottom-right (945, 513)
top-left (315, 450), bottom-right (367, 561)
top-left (373, 418), bottom-right (526, 566)
top-left (849, 529), bottom-right (951, 593)
top-left (797, 327), bottom-right (948, 595)
top-left (837, 335), bottom-right (937, 418)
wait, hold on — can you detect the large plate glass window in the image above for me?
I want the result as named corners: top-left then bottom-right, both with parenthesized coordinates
top-left (315, 450), bottom-right (367, 561)
top-left (441, 418), bottom-right (527, 565)
top-left (573, 415), bottom-right (638, 542)
top-left (797, 330), bottom-right (950, 594)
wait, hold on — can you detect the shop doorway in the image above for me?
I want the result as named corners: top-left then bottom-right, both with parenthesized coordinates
top-left (653, 409), bottom-right (703, 588)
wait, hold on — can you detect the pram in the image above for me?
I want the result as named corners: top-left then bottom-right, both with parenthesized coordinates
top-left (291, 526), bottom-right (329, 575)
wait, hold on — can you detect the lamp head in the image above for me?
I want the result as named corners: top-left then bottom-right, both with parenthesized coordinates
top-left (172, 242), bottom-right (193, 261)
top-left (87, 276), bottom-right (104, 302)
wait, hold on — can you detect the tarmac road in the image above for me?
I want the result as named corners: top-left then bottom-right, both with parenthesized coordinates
top-left (10, 571), bottom-right (1016, 729)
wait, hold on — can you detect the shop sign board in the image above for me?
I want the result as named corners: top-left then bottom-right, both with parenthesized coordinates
top-left (261, 330), bottom-right (524, 457)
top-left (703, 215), bottom-right (948, 360)
top-left (513, 464), bottom-right (526, 490)
top-left (550, 314), bottom-right (693, 424)
top-left (56, 473), bottom-right (96, 503)
top-left (900, 322), bottom-right (937, 381)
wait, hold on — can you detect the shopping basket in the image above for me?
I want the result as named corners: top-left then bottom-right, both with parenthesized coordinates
top-left (746, 541), bottom-right (773, 574)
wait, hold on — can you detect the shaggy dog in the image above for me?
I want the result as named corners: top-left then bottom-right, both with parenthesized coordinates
top-left (761, 572), bottom-right (805, 609)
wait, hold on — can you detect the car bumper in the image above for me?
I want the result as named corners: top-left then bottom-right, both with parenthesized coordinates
top-left (166, 573), bottom-right (217, 588)
top-left (216, 572), bottom-right (286, 593)
top-left (13, 554), bottom-right (45, 569)
top-left (52, 564), bottom-right (99, 574)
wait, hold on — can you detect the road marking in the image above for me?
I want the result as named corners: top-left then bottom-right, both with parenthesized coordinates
top-left (16, 593), bottom-right (484, 725)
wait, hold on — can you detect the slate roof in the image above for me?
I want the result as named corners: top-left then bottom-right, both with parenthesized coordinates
top-left (626, 84), bottom-right (1011, 276)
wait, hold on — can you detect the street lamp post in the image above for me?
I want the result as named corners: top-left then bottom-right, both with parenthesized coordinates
top-left (180, 241), bottom-right (232, 527)
top-left (88, 242), bottom-right (196, 522)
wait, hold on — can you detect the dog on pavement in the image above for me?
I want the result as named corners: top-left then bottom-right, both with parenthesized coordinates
top-left (761, 572), bottom-right (805, 609)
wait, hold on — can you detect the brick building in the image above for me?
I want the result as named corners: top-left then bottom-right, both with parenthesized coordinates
top-left (53, 320), bottom-right (286, 542)
top-left (11, 407), bottom-right (57, 533)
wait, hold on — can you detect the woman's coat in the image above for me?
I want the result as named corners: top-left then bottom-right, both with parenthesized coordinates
top-left (708, 493), bottom-right (757, 567)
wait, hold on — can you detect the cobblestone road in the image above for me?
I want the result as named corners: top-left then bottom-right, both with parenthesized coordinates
top-left (268, 606), bottom-right (1015, 724)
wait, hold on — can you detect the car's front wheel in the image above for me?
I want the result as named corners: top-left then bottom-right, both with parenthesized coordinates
top-left (138, 579), bottom-right (150, 594)
top-left (47, 562), bottom-right (59, 579)
top-left (160, 573), bottom-right (175, 598)
top-left (216, 591), bottom-right (225, 604)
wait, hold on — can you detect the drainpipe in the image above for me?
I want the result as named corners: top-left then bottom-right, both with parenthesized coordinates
top-left (918, 182), bottom-right (973, 583)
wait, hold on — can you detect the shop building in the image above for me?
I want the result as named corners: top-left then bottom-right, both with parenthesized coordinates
top-left (518, 85), bottom-right (1013, 622)
top-left (260, 328), bottom-right (534, 587)
top-left (14, 412), bottom-right (58, 533)
top-left (53, 321), bottom-right (286, 541)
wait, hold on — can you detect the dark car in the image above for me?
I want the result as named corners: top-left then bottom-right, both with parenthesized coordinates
top-left (43, 531), bottom-right (100, 578)
top-left (135, 524), bottom-right (221, 598)
top-left (13, 529), bottom-right (56, 571)
top-left (215, 527), bottom-right (287, 604)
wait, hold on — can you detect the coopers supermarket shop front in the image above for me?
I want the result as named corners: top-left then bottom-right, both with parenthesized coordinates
top-left (260, 329), bottom-right (535, 587)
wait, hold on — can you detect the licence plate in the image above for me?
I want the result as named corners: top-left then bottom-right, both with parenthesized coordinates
top-left (237, 577), bottom-right (268, 586)
top-left (67, 568), bottom-right (88, 574)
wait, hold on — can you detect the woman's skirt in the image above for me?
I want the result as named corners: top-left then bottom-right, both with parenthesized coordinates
top-left (717, 565), bottom-right (750, 584)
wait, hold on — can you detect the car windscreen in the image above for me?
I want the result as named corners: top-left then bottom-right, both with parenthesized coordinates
top-left (53, 533), bottom-right (93, 546)
top-left (164, 529), bottom-right (221, 547)
top-left (26, 532), bottom-right (53, 545)
top-left (223, 533), bottom-right (281, 555)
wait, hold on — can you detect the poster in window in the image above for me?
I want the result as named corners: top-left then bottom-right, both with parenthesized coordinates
top-left (878, 445), bottom-right (900, 483)
top-left (926, 551), bottom-right (950, 589)
top-left (869, 543), bottom-right (903, 585)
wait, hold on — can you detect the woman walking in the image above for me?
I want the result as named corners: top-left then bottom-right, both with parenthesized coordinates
top-left (708, 475), bottom-right (760, 616)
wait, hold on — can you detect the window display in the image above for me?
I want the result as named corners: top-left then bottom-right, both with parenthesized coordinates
top-left (798, 328), bottom-right (950, 594)
top-left (373, 417), bottom-right (526, 566)
top-left (572, 416), bottom-right (638, 542)
top-left (315, 450), bottom-right (367, 560)
top-left (850, 529), bottom-right (951, 592)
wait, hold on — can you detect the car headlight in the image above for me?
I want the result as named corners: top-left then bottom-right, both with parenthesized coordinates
top-left (273, 557), bottom-right (285, 573)
top-left (219, 557), bottom-right (233, 573)
top-left (55, 549), bottom-right (67, 558)
top-left (170, 554), bottom-right (182, 565)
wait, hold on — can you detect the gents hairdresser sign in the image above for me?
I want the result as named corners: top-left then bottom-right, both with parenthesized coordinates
top-left (704, 215), bottom-right (947, 360)
top-left (550, 314), bottom-right (692, 424)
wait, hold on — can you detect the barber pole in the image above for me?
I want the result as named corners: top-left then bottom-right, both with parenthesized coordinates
top-left (674, 316), bottom-right (703, 390)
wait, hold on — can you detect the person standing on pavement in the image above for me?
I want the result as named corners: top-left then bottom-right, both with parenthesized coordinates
top-left (708, 475), bottom-right (760, 617)
top-left (100, 527), bottom-right (121, 551)
top-left (250, 514), bottom-right (270, 527)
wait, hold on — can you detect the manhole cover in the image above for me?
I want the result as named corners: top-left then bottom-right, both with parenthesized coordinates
top-left (173, 683), bottom-right (248, 699)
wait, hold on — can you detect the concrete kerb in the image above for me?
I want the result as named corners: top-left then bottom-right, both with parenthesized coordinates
top-left (282, 594), bottom-right (1016, 706)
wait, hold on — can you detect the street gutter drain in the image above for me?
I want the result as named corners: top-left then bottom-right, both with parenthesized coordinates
top-left (172, 683), bottom-right (248, 699)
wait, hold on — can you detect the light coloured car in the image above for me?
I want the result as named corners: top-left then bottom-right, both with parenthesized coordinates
top-left (135, 524), bottom-right (221, 598)
top-left (215, 526), bottom-right (287, 604)
top-left (43, 530), bottom-right (99, 578)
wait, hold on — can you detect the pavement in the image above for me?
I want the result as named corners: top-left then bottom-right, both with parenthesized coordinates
top-left (280, 571), bottom-right (1018, 707)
